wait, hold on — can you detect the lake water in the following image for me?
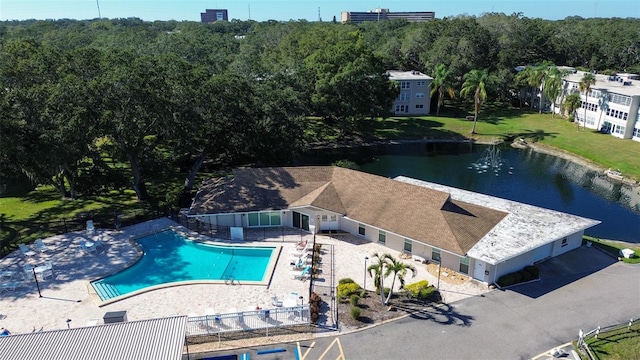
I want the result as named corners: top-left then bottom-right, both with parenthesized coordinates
top-left (299, 142), bottom-right (640, 243)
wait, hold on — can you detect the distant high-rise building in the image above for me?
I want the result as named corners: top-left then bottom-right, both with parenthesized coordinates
top-left (201, 9), bottom-right (228, 23)
top-left (341, 8), bottom-right (435, 24)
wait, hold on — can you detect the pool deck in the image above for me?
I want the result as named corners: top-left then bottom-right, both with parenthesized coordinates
top-left (0, 218), bottom-right (489, 335)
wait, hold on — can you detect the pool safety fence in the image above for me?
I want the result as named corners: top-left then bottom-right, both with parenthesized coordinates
top-left (174, 213), bottom-right (310, 243)
top-left (185, 305), bottom-right (310, 338)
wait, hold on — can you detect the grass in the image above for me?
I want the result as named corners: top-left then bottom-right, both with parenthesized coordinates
top-left (580, 322), bottom-right (640, 360)
top-left (583, 236), bottom-right (640, 264)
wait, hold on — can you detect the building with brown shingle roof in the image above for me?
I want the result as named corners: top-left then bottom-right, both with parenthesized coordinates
top-left (188, 166), bottom-right (599, 284)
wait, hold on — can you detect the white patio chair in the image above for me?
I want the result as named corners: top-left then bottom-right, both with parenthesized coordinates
top-left (86, 220), bottom-right (95, 235)
top-left (19, 244), bottom-right (36, 258)
top-left (35, 239), bottom-right (53, 253)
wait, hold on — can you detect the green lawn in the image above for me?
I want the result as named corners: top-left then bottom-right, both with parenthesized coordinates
top-left (581, 322), bottom-right (640, 360)
top-left (583, 236), bottom-right (640, 264)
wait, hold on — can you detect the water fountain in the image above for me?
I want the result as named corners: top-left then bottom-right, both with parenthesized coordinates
top-left (468, 145), bottom-right (513, 176)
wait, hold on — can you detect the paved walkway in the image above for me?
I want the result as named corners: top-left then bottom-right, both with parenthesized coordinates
top-left (0, 219), bottom-right (487, 336)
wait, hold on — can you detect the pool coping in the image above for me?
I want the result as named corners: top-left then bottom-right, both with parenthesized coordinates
top-left (87, 226), bottom-right (282, 307)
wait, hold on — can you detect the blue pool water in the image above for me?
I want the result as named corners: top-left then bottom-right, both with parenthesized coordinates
top-left (91, 230), bottom-right (275, 301)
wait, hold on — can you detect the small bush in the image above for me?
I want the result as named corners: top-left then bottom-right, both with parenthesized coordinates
top-left (497, 273), bottom-right (515, 287)
top-left (309, 292), bottom-right (323, 323)
top-left (375, 286), bottom-right (391, 297)
top-left (349, 305), bottom-right (361, 320)
top-left (350, 294), bottom-right (360, 306)
top-left (497, 265), bottom-right (540, 287)
top-left (337, 282), bottom-right (362, 302)
top-left (517, 270), bottom-right (531, 282)
top-left (339, 278), bottom-right (355, 285)
top-left (405, 280), bottom-right (435, 300)
top-left (524, 265), bottom-right (540, 278)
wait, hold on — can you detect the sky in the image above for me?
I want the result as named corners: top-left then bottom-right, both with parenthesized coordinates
top-left (0, 0), bottom-right (638, 22)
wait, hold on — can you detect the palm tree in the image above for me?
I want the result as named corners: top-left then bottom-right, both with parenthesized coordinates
top-left (564, 93), bottom-right (581, 129)
top-left (460, 69), bottom-right (489, 134)
top-left (430, 64), bottom-right (455, 116)
top-left (544, 67), bottom-right (569, 118)
top-left (533, 61), bottom-right (554, 113)
top-left (515, 66), bottom-right (536, 110)
top-left (382, 254), bottom-right (416, 305)
top-left (578, 73), bottom-right (596, 129)
top-left (367, 252), bottom-right (389, 305)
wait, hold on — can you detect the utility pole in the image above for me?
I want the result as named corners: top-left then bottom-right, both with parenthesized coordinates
top-left (96, 0), bottom-right (101, 18)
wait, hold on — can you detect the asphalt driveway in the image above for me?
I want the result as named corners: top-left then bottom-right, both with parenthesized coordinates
top-left (234, 246), bottom-right (639, 360)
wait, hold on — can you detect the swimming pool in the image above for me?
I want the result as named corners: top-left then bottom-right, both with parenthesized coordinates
top-left (91, 229), bottom-right (279, 302)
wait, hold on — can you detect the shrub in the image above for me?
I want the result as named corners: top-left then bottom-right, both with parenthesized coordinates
top-left (520, 270), bottom-right (532, 282)
top-left (337, 282), bottom-right (362, 302)
top-left (497, 265), bottom-right (541, 287)
top-left (350, 294), bottom-right (360, 306)
top-left (524, 265), bottom-right (540, 278)
top-left (339, 278), bottom-right (355, 285)
top-left (405, 280), bottom-right (435, 300)
top-left (497, 273), bottom-right (515, 287)
top-left (309, 292), bottom-right (323, 323)
top-left (349, 305), bottom-right (361, 320)
top-left (375, 286), bottom-right (391, 297)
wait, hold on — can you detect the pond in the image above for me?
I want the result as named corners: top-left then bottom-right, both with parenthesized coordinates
top-left (298, 142), bottom-right (640, 243)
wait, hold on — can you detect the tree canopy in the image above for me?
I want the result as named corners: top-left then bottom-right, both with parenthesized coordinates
top-left (1, 15), bottom-right (637, 204)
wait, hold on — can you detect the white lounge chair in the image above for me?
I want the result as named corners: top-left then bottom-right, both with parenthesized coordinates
top-left (35, 239), bottom-right (53, 253)
top-left (0, 282), bottom-right (21, 292)
top-left (18, 244), bottom-right (36, 258)
top-left (86, 220), bottom-right (95, 235)
top-left (40, 269), bottom-right (54, 280)
top-left (289, 265), bottom-right (312, 280)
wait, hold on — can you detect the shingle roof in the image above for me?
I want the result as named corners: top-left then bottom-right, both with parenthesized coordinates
top-left (0, 316), bottom-right (187, 360)
top-left (189, 167), bottom-right (507, 255)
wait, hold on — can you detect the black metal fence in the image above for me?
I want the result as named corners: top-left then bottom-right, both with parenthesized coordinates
top-left (172, 213), bottom-right (311, 243)
top-left (0, 206), bottom-right (171, 257)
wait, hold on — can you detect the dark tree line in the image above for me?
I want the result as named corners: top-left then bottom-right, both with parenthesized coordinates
top-left (1, 14), bottom-right (638, 203)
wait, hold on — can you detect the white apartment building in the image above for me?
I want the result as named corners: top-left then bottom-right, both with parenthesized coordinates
top-left (557, 70), bottom-right (640, 142)
top-left (387, 70), bottom-right (433, 116)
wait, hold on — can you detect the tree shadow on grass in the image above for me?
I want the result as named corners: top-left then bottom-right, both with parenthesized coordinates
top-left (477, 129), bottom-right (559, 143)
top-left (357, 117), bottom-right (471, 142)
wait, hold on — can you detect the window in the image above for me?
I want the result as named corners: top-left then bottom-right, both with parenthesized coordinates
top-left (459, 257), bottom-right (470, 274)
top-left (561, 238), bottom-right (568, 247)
top-left (378, 230), bottom-right (386, 244)
top-left (415, 104), bottom-right (424, 109)
top-left (247, 211), bottom-right (281, 227)
top-left (395, 105), bottom-right (408, 113)
top-left (580, 101), bottom-right (598, 112)
top-left (216, 12), bottom-right (224, 20)
top-left (330, 215), bottom-right (337, 221)
top-left (633, 128), bottom-right (640, 138)
top-left (416, 93), bottom-right (425, 98)
top-left (400, 81), bottom-right (411, 89)
top-left (610, 93), bottom-right (631, 106)
top-left (321, 215), bottom-right (327, 222)
top-left (403, 239), bottom-right (412, 253)
top-left (416, 81), bottom-right (426, 86)
top-left (399, 93), bottom-right (410, 101)
top-left (613, 125), bottom-right (625, 135)
top-left (270, 212), bottom-right (281, 226)
top-left (358, 224), bottom-right (366, 236)
top-left (431, 248), bottom-right (441, 262)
